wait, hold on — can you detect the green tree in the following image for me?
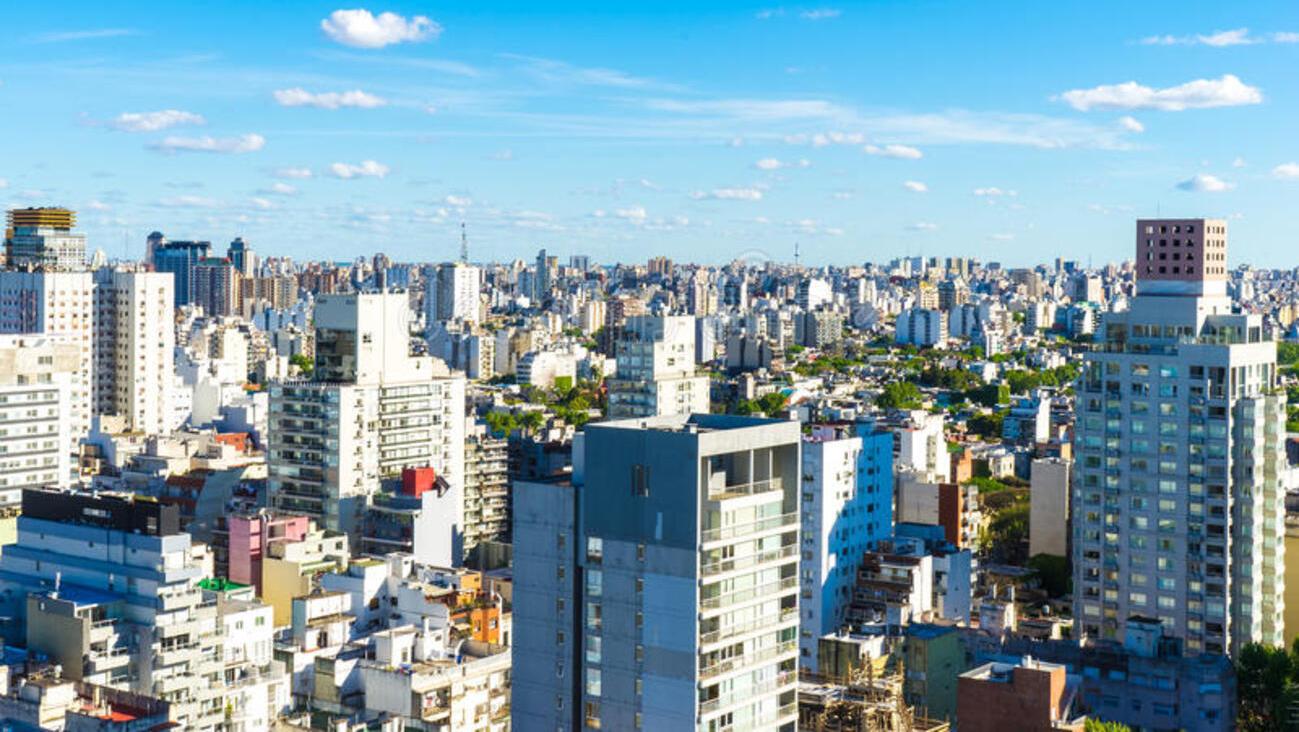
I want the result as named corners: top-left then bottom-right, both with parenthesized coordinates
top-left (1236, 641), bottom-right (1299, 731)
top-left (756, 392), bottom-right (789, 415)
top-left (1277, 341), bottom-right (1299, 366)
top-left (1027, 554), bottom-right (1071, 599)
top-left (289, 353), bottom-right (313, 375)
top-left (1084, 721), bottom-right (1132, 732)
top-left (966, 411), bottom-right (1005, 440)
top-left (876, 381), bottom-right (923, 410)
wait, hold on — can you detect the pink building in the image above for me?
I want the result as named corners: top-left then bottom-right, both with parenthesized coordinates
top-left (227, 511), bottom-right (311, 592)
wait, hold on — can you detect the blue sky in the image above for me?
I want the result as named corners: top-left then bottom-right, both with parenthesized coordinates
top-left (1, 1), bottom-right (1297, 266)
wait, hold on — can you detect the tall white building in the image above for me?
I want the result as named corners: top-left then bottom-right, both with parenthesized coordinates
top-left (799, 425), bottom-right (894, 672)
top-left (93, 268), bottom-right (176, 435)
top-left (426, 261), bottom-right (481, 326)
top-left (1029, 457), bottom-right (1071, 558)
top-left (0, 270), bottom-right (95, 443)
top-left (514, 414), bottom-right (800, 731)
top-left (895, 307), bottom-right (948, 348)
top-left (268, 291), bottom-right (466, 541)
top-left (1072, 218), bottom-right (1286, 656)
top-left (607, 315), bottom-right (710, 418)
top-left (0, 335), bottom-right (81, 500)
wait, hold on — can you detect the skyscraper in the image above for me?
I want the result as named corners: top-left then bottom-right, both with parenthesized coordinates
top-left (267, 291), bottom-right (466, 546)
top-left (152, 239), bottom-right (211, 306)
top-left (227, 236), bottom-right (256, 275)
top-left (0, 335), bottom-right (81, 499)
top-left (192, 256), bottom-right (239, 316)
top-left (1072, 218), bottom-right (1286, 656)
top-left (4, 207), bottom-right (86, 271)
top-left (513, 414), bottom-right (800, 731)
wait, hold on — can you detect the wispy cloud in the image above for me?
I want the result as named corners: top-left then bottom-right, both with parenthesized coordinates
top-left (273, 88), bottom-right (387, 109)
top-left (1138, 28), bottom-right (1297, 46)
top-left (1058, 74), bottom-right (1262, 111)
top-left (1176, 173), bottom-right (1234, 192)
top-left (110, 110), bottom-right (205, 133)
top-left (1117, 115), bottom-right (1145, 133)
top-left (908, 222), bottom-right (938, 231)
top-left (864, 143), bottom-right (923, 159)
top-left (973, 187), bottom-right (1017, 197)
top-left (754, 157), bottom-right (810, 170)
top-left (503, 53), bottom-right (668, 90)
top-left (31, 28), bottom-right (138, 43)
top-left (329, 160), bottom-right (390, 179)
top-left (157, 194), bottom-right (223, 208)
top-left (320, 9), bottom-right (440, 48)
top-left (800, 9), bottom-right (842, 20)
top-left (151, 133), bottom-right (265, 154)
top-left (276, 167), bottom-right (313, 179)
top-left (902, 180), bottom-right (928, 193)
top-left (690, 187), bottom-right (764, 201)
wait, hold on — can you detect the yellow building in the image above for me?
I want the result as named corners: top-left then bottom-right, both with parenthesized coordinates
top-left (261, 527), bottom-right (349, 626)
top-left (1285, 516), bottom-right (1299, 648)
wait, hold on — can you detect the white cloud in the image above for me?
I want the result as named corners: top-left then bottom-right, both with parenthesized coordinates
top-left (800, 9), bottom-right (841, 20)
top-left (903, 180), bottom-right (928, 193)
top-left (0, 179), bottom-right (7, 189)
top-left (276, 167), bottom-right (313, 179)
top-left (650, 99), bottom-right (843, 121)
top-left (973, 187), bottom-right (1016, 197)
top-left (615, 206), bottom-right (648, 222)
top-left (988, 233), bottom-right (1015, 241)
top-left (832, 190), bottom-right (853, 200)
top-left (755, 157), bottom-right (810, 170)
top-left (1272, 163), bottom-right (1299, 180)
top-left (1276, 32), bottom-right (1299, 43)
top-left (491, 149), bottom-right (514, 161)
top-left (691, 187), bottom-right (764, 201)
top-left (1058, 74), bottom-right (1262, 111)
top-left (86, 199), bottom-right (111, 211)
top-left (503, 53), bottom-right (665, 90)
top-left (32, 28), bottom-right (137, 43)
top-left (273, 88), bottom-right (387, 109)
top-left (1176, 173), bottom-right (1234, 192)
top-left (152, 133), bottom-right (265, 154)
top-left (158, 195), bottom-right (222, 208)
top-left (249, 197), bottom-right (275, 210)
top-left (329, 160), bottom-right (390, 179)
top-left (863, 143), bottom-right (923, 159)
top-left (909, 222), bottom-right (938, 231)
top-left (1118, 115), bottom-right (1145, 133)
top-left (264, 182), bottom-right (298, 195)
top-left (320, 9), bottom-right (440, 48)
top-left (444, 194), bottom-right (473, 207)
top-left (1140, 28), bottom-right (1262, 47)
top-left (755, 8), bottom-right (784, 19)
top-left (111, 110), bottom-right (205, 133)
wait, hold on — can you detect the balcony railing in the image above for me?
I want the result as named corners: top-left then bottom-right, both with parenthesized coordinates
top-left (700, 545), bottom-right (797, 577)
top-left (701, 577), bottom-right (798, 611)
top-left (701, 513), bottom-right (797, 544)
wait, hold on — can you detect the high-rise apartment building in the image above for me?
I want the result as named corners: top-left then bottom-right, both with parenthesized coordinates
top-left (227, 236), bottom-right (256, 275)
top-left (607, 315), bottom-right (710, 418)
top-left (268, 291), bottom-right (466, 543)
top-left (0, 489), bottom-right (225, 729)
top-left (4, 208), bottom-right (86, 271)
top-left (0, 270), bottom-right (95, 443)
top-left (152, 239), bottom-right (211, 306)
top-left (193, 257), bottom-right (239, 316)
top-left (1072, 218), bottom-right (1286, 655)
top-left (513, 414), bottom-right (801, 731)
top-left (426, 261), bottom-right (481, 325)
top-left (0, 335), bottom-right (81, 499)
top-left (92, 268), bottom-right (175, 435)
top-left (799, 424), bottom-right (894, 671)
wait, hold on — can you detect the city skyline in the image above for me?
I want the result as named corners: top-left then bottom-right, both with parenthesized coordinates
top-left (3, 2), bottom-right (1299, 266)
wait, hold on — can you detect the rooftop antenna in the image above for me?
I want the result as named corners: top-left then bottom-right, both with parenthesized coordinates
top-left (794, 241), bottom-right (800, 267)
top-left (459, 222), bottom-right (469, 264)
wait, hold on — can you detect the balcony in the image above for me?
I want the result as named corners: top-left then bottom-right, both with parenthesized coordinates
top-left (699, 608), bottom-right (797, 646)
top-left (706, 478), bottom-right (783, 503)
top-left (699, 641), bottom-right (796, 681)
top-left (701, 512), bottom-right (797, 544)
top-left (698, 671), bottom-right (796, 716)
top-left (700, 545), bottom-right (798, 578)
top-left (701, 577), bottom-right (798, 612)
